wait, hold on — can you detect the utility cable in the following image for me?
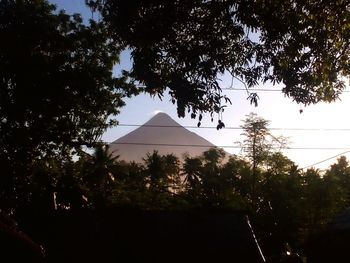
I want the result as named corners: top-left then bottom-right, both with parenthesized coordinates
top-left (221, 88), bottom-right (350, 93)
top-left (109, 142), bottom-right (350, 151)
top-left (110, 142), bottom-right (350, 169)
top-left (246, 215), bottom-right (266, 263)
top-left (116, 123), bottom-right (350, 132)
top-left (302, 150), bottom-right (350, 169)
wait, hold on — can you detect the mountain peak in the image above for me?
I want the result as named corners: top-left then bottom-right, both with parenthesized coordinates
top-left (145, 112), bottom-right (181, 127)
top-left (109, 112), bottom-right (216, 162)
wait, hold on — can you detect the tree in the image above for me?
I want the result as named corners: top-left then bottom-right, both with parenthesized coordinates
top-left (182, 148), bottom-right (247, 208)
top-left (0, 0), bottom-right (136, 210)
top-left (88, 0), bottom-right (350, 122)
top-left (258, 157), bottom-right (304, 256)
top-left (301, 168), bottom-right (330, 231)
top-left (108, 161), bottom-right (149, 208)
top-left (182, 156), bottom-right (203, 193)
top-left (199, 148), bottom-right (227, 206)
top-left (240, 113), bottom-right (271, 168)
top-left (143, 151), bottom-right (168, 192)
top-left (323, 156), bottom-right (350, 214)
top-left (142, 151), bottom-right (181, 208)
top-left (239, 113), bottom-right (286, 204)
top-left (221, 155), bottom-right (251, 199)
top-left (80, 144), bottom-right (119, 209)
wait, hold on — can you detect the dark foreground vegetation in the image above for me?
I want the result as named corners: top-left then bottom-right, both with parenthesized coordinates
top-left (15, 209), bottom-right (263, 263)
top-left (2, 0), bottom-right (350, 262)
top-left (8, 123), bottom-right (350, 262)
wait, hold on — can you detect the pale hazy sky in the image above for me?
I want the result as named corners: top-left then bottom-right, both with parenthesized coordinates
top-left (51, 0), bottom-right (350, 170)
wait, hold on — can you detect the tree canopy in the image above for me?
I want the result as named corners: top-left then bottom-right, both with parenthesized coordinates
top-left (88, 0), bottom-right (350, 120)
top-left (17, 128), bottom-right (350, 262)
top-left (0, 0), bottom-right (136, 209)
top-left (3, 2), bottom-right (350, 260)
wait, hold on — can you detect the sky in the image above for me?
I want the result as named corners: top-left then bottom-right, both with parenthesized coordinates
top-left (50, 0), bottom-right (350, 170)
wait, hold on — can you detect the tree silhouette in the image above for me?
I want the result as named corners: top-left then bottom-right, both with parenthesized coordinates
top-left (239, 113), bottom-right (286, 206)
top-left (79, 144), bottom-right (119, 209)
top-left (319, 157), bottom-right (350, 224)
top-left (258, 158), bottom-right (303, 256)
top-left (142, 151), bottom-right (182, 208)
top-left (181, 148), bottom-right (248, 209)
top-left (182, 156), bottom-right (203, 195)
top-left (200, 148), bottom-right (226, 206)
top-left (0, 0), bottom-right (136, 211)
top-left (220, 155), bottom-right (251, 207)
top-left (88, 0), bottom-right (350, 121)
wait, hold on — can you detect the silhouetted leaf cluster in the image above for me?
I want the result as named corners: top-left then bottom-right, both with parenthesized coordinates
top-left (89, 0), bottom-right (350, 120)
top-left (0, 0), bottom-right (138, 210)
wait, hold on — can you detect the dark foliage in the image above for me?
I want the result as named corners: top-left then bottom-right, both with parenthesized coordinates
top-left (89, 0), bottom-right (350, 120)
top-left (1, 112), bottom-right (347, 261)
top-left (16, 209), bottom-right (263, 263)
top-left (0, 0), bottom-right (137, 211)
top-left (2, 1), bottom-right (350, 261)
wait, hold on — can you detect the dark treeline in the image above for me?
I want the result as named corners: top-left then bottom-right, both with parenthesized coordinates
top-left (2, 1), bottom-right (350, 262)
top-left (6, 113), bottom-right (350, 262)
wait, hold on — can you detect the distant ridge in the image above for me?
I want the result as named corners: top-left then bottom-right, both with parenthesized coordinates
top-left (109, 112), bottom-right (217, 162)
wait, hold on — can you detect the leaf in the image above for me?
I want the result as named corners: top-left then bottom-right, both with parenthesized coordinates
top-left (247, 93), bottom-right (260, 107)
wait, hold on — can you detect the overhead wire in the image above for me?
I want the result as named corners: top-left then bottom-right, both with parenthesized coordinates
top-left (109, 141), bottom-right (350, 151)
top-left (109, 123), bottom-right (350, 168)
top-left (109, 142), bottom-right (350, 168)
top-left (221, 88), bottom-right (350, 92)
top-left (222, 88), bottom-right (281, 92)
top-left (110, 141), bottom-right (350, 169)
top-left (116, 123), bottom-right (350, 132)
top-left (112, 86), bottom-right (350, 166)
top-left (223, 87), bottom-right (350, 167)
top-left (302, 150), bottom-right (350, 169)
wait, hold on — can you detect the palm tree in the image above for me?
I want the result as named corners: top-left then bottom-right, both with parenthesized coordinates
top-left (81, 143), bottom-right (119, 209)
top-left (182, 156), bottom-right (202, 192)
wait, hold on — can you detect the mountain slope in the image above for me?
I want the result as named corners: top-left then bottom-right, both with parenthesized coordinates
top-left (109, 112), bottom-right (216, 162)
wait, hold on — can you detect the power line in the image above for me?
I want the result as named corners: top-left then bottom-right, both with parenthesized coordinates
top-left (302, 150), bottom-right (350, 169)
top-left (110, 141), bottom-right (350, 168)
top-left (110, 141), bottom-right (350, 151)
top-left (221, 88), bottom-right (350, 93)
top-left (116, 124), bottom-right (242, 129)
top-left (116, 123), bottom-right (350, 132)
top-left (110, 142), bottom-right (225, 148)
top-left (222, 88), bottom-right (281, 92)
